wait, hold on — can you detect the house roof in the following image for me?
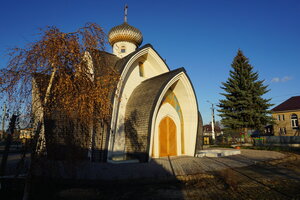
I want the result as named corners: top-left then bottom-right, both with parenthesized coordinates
top-left (272, 96), bottom-right (300, 112)
top-left (203, 124), bottom-right (221, 132)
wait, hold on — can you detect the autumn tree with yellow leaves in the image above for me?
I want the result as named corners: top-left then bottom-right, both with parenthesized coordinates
top-left (0, 23), bottom-right (120, 200)
top-left (0, 23), bottom-right (119, 158)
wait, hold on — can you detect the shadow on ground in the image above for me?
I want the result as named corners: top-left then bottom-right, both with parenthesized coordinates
top-left (1, 150), bottom-right (300, 199)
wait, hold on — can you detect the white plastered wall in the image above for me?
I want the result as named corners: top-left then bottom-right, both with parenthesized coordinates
top-left (113, 41), bottom-right (137, 58)
top-left (152, 103), bottom-right (181, 158)
top-left (172, 78), bottom-right (198, 156)
top-left (108, 47), bottom-right (169, 161)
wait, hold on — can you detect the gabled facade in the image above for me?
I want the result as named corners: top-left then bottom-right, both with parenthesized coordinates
top-left (106, 43), bottom-right (200, 162)
top-left (272, 96), bottom-right (300, 136)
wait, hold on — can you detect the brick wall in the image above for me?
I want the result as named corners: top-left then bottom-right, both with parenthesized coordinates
top-left (272, 110), bottom-right (300, 136)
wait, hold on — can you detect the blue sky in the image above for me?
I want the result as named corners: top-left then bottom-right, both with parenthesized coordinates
top-left (0, 0), bottom-right (300, 124)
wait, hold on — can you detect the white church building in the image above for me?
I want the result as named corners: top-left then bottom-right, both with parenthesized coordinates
top-left (34, 8), bottom-right (203, 163)
top-left (103, 11), bottom-right (202, 163)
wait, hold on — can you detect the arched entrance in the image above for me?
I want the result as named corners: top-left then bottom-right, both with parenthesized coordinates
top-left (159, 116), bottom-right (177, 157)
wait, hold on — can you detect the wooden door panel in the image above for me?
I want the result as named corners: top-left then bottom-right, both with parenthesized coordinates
top-left (159, 116), bottom-right (177, 157)
top-left (159, 117), bottom-right (168, 157)
top-left (169, 118), bottom-right (177, 156)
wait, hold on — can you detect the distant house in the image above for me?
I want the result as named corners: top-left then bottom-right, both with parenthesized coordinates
top-left (19, 128), bottom-right (34, 140)
top-left (272, 96), bottom-right (300, 136)
top-left (203, 124), bottom-right (222, 144)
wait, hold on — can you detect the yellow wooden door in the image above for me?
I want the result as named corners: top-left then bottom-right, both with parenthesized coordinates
top-left (159, 116), bottom-right (177, 157)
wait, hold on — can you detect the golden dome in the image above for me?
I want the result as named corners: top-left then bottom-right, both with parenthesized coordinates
top-left (108, 22), bottom-right (143, 47)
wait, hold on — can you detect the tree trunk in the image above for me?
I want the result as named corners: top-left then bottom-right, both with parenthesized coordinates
top-left (36, 66), bottom-right (57, 154)
top-left (22, 66), bottom-right (57, 200)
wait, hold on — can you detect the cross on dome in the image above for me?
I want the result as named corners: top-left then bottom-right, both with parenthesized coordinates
top-left (124, 4), bottom-right (128, 23)
top-left (108, 4), bottom-right (143, 57)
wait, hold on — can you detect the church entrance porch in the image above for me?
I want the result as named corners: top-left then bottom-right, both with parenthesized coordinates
top-left (159, 116), bottom-right (177, 157)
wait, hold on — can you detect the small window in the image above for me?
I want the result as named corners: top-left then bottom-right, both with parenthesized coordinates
top-left (277, 115), bottom-right (281, 121)
top-left (138, 62), bottom-right (144, 77)
top-left (279, 127), bottom-right (286, 135)
top-left (121, 46), bottom-right (126, 53)
top-left (282, 114), bottom-right (285, 120)
top-left (291, 114), bottom-right (298, 129)
top-left (279, 128), bottom-right (282, 135)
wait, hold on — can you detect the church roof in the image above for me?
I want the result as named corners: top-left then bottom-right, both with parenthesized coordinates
top-left (91, 44), bottom-right (169, 74)
top-left (272, 96), bottom-right (300, 112)
top-left (88, 44), bottom-right (171, 119)
top-left (89, 50), bottom-right (120, 76)
top-left (126, 67), bottom-right (185, 116)
top-left (114, 44), bottom-right (153, 72)
top-left (114, 43), bottom-right (170, 72)
top-left (125, 68), bottom-right (186, 153)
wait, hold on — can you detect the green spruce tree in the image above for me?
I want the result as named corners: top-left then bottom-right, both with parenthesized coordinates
top-left (218, 50), bottom-right (273, 132)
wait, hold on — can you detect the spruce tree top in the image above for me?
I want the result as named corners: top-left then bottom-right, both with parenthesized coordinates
top-left (218, 50), bottom-right (273, 131)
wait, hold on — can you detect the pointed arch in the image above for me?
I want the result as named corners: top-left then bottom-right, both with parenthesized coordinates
top-left (108, 45), bottom-right (171, 161)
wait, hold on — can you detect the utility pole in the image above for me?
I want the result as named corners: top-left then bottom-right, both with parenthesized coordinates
top-left (1, 103), bottom-right (6, 140)
top-left (207, 101), bottom-right (215, 142)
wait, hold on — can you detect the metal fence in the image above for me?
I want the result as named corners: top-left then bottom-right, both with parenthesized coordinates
top-left (253, 136), bottom-right (300, 147)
